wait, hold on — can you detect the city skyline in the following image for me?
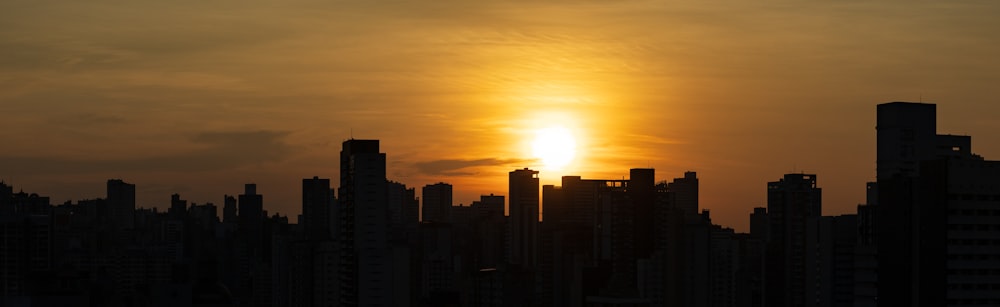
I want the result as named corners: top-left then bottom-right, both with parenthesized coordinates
top-left (3, 1), bottom-right (1000, 231)
top-left (2, 102), bottom-right (998, 305)
top-left (0, 104), bottom-right (994, 232)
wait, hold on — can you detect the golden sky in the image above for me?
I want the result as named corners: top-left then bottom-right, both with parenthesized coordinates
top-left (2, 0), bottom-right (999, 230)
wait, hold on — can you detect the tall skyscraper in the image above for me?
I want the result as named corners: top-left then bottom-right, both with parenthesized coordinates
top-left (629, 168), bottom-right (656, 259)
top-left (238, 183), bottom-right (265, 262)
top-left (338, 139), bottom-right (392, 307)
top-left (749, 207), bottom-right (768, 242)
top-left (239, 184), bottom-right (263, 234)
top-left (302, 176), bottom-right (333, 241)
top-left (223, 195), bottom-right (237, 224)
top-left (815, 214), bottom-right (858, 307)
top-left (541, 177), bottom-right (593, 306)
top-left (169, 193), bottom-right (188, 218)
top-left (106, 179), bottom-right (135, 229)
top-left (876, 102), bottom-right (974, 180)
top-left (666, 171), bottom-right (698, 217)
top-left (765, 173), bottom-right (822, 307)
top-left (472, 194), bottom-right (504, 221)
top-left (421, 183), bottom-right (453, 223)
top-left (386, 180), bottom-right (419, 238)
top-left (875, 102), bottom-right (1000, 306)
top-left (508, 168), bottom-right (539, 269)
top-left (0, 182), bottom-right (12, 217)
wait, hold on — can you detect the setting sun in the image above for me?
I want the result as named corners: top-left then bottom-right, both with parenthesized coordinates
top-left (532, 126), bottom-right (577, 170)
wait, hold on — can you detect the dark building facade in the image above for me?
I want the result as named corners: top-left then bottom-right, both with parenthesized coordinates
top-left (107, 179), bottom-right (136, 230)
top-left (509, 168), bottom-right (539, 270)
top-left (302, 177), bottom-right (333, 242)
top-left (765, 173), bottom-right (822, 307)
top-left (875, 102), bottom-right (1000, 306)
top-left (421, 183), bottom-right (453, 223)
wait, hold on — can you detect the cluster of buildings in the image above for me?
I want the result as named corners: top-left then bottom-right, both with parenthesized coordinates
top-left (1, 102), bottom-right (998, 306)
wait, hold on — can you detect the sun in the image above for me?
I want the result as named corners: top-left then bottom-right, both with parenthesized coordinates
top-left (532, 126), bottom-right (577, 170)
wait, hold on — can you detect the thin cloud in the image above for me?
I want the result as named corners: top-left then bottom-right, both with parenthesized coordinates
top-left (0, 130), bottom-right (292, 175)
top-left (414, 158), bottom-right (535, 175)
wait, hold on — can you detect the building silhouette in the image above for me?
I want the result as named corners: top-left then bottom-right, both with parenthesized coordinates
top-left (106, 179), bottom-right (136, 230)
top-left (223, 195), bottom-right (238, 225)
top-left (5, 101), bottom-right (999, 306)
top-left (875, 102), bottom-right (1000, 306)
top-left (238, 184), bottom-right (265, 254)
top-left (337, 139), bottom-right (394, 307)
top-left (508, 168), bottom-right (539, 270)
top-left (387, 180), bottom-right (419, 240)
top-left (421, 182), bottom-right (453, 223)
top-left (302, 177), bottom-right (334, 242)
top-left (765, 173), bottom-right (822, 307)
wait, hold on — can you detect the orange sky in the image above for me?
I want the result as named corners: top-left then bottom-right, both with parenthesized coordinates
top-left (2, 0), bottom-right (999, 230)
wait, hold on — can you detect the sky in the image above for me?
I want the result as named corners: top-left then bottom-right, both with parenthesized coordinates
top-left (2, 0), bottom-right (999, 231)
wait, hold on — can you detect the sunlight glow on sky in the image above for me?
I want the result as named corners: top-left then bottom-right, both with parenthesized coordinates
top-left (2, 0), bottom-right (999, 230)
top-left (531, 126), bottom-right (577, 171)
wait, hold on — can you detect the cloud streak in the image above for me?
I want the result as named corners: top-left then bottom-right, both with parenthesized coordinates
top-left (0, 130), bottom-right (292, 175)
top-left (414, 158), bottom-right (535, 176)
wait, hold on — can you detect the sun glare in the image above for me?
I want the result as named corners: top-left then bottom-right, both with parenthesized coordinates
top-left (532, 126), bottom-right (577, 170)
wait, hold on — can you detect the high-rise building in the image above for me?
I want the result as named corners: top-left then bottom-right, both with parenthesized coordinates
top-left (0, 182), bottom-right (12, 217)
top-left (223, 195), bottom-right (237, 225)
top-left (508, 168), bottom-right (539, 269)
top-left (541, 177), bottom-right (598, 306)
top-left (387, 181), bottom-right (418, 239)
top-left (106, 179), bottom-right (135, 229)
top-left (0, 214), bottom-right (52, 297)
top-left (417, 222), bottom-right (457, 301)
top-left (471, 194), bottom-right (504, 221)
top-left (816, 214), bottom-right (857, 307)
top-left (667, 171), bottom-right (699, 217)
top-left (875, 102), bottom-right (1000, 306)
top-left (338, 139), bottom-right (393, 307)
top-left (854, 183), bottom-right (877, 307)
top-left (169, 193), bottom-right (187, 219)
top-left (189, 202), bottom-right (218, 230)
top-left (876, 102), bottom-right (973, 179)
top-left (421, 183), bottom-right (453, 223)
top-left (765, 173), bottom-right (822, 307)
top-left (279, 178), bottom-right (340, 307)
top-left (239, 184), bottom-right (264, 242)
top-left (749, 207), bottom-right (768, 242)
top-left (302, 176), bottom-right (333, 241)
top-left (468, 194), bottom-right (506, 271)
top-left (743, 208), bottom-right (768, 307)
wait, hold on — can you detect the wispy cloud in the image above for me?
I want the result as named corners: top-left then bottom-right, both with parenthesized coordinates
top-left (414, 158), bottom-right (535, 176)
top-left (0, 130), bottom-right (292, 175)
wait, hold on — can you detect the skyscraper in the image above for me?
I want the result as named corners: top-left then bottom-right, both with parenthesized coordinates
top-left (223, 195), bottom-right (237, 225)
top-left (875, 102), bottom-right (1000, 306)
top-left (508, 168), bottom-right (539, 269)
top-left (338, 139), bottom-right (392, 307)
top-left (666, 171), bottom-right (698, 217)
top-left (0, 182), bottom-right (12, 217)
top-left (421, 182), bottom-right (453, 223)
top-left (386, 180), bottom-right (418, 238)
top-left (169, 193), bottom-right (188, 219)
top-left (106, 179), bottom-right (135, 229)
top-left (238, 184), bottom-right (263, 241)
top-left (765, 173), bottom-right (822, 307)
top-left (472, 194), bottom-right (504, 221)
top-left (302, 176), bottom-right (333, 241)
